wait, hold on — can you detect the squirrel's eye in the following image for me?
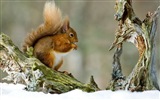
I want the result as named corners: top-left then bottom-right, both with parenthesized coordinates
top-left (69, 33), bottom-right (74, 37)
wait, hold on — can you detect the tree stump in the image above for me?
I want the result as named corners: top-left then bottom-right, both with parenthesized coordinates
top-left (108, 0), bottom-right (160, 91)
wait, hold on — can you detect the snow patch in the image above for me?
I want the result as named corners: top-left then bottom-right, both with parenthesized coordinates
top-left (0, 83), bottom-right (159, 100)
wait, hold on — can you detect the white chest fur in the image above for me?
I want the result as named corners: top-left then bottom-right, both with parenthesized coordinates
top-left (52, 51), bottom-right (69, 67)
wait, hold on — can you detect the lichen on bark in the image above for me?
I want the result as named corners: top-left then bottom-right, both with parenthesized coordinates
top-left (109, 0), bottom-right (160, 91)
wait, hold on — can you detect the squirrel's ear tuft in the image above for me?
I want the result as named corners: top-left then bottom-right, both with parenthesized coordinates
top-left (62, 16), bottom-right (70, 33)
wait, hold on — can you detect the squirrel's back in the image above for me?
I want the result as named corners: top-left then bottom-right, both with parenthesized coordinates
top-left (22, 1), bottom-right (63, 51)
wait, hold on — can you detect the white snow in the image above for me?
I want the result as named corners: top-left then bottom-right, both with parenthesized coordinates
top-left (0, 83), bottom-right (159, 100)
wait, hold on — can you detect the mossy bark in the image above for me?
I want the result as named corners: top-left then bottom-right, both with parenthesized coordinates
top-left (0, 33), bottom-right (99, 94)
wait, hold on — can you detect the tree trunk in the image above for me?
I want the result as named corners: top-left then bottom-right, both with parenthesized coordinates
top-left (108, 0), bottom-right (160, 91)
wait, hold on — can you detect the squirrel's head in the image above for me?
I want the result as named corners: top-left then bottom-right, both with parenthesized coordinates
top-left (61, 17), bottom-right (78, 49)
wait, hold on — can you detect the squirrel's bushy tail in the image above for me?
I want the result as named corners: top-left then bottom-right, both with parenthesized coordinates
top-left (22, 1), bottom-right (62, 51)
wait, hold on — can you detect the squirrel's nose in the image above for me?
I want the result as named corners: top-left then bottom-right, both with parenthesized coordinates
top-left (75, 38), bottom-right (78, 42)
top-left (76, 40), bottom-right (78, 42)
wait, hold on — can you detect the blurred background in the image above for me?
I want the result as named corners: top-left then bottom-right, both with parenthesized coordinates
top-left (0, 0), bottom-right (160, 89)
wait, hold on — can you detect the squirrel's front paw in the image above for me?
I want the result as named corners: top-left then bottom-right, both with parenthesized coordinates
top-left (71, 43), bottom-right (77, 50)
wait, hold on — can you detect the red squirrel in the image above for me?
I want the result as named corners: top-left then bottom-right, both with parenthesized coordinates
top-left (22, 1), bottom-right (78, 71)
